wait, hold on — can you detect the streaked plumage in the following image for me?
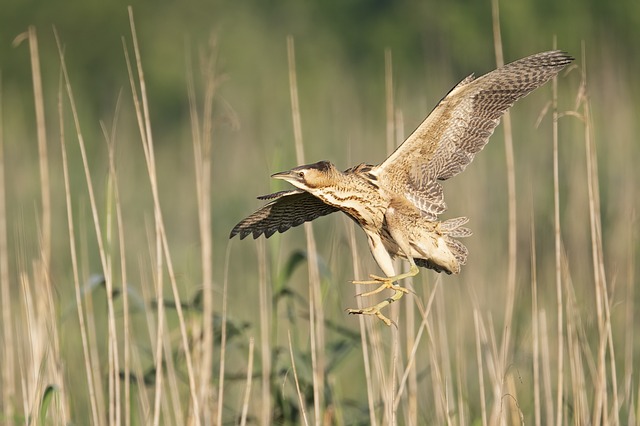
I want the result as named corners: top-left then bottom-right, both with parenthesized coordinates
top-left (231, 51), bottom-right (573, 325)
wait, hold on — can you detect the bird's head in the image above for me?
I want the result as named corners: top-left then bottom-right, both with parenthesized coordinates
top-left (271, 160), bottom-right (339, 192)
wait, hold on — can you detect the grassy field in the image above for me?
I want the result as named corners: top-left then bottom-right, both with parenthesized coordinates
top-left (1, 3), bottom-right (639, 425)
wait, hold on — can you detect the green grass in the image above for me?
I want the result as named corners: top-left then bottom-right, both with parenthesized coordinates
top-left (1, 5), bottom-right (639, 426)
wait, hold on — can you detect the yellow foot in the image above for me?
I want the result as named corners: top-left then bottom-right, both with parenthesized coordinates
top-left (351, 273), bottom-right (392, 285)
top-left (347, 285), bottom-right (408, 327)
top-left (348, 265), bottom-right (420, 326)
top-left (353, 279), bottom-right (410, 298)
top-left (347, 305), bottom-right (394, 327)
top-left (351, 264), bottom-right (419, 288)
top-left (351, 264), bottom-right (419, 297)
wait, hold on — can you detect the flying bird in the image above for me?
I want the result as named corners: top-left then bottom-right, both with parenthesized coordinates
top-left (230, 51), bottom-right (573, 325)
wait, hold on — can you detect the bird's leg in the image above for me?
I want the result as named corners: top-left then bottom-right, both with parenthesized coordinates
top-left (348, 290), bottom-right (408, 326)
top-left (351, 265), bottom-right (417, 297)
top-left (347, 263), bottom-right (419, 326)
top-left (352, 230), bottom-right (418, 297)
top-left (348, 233), bottom-right (419, 326)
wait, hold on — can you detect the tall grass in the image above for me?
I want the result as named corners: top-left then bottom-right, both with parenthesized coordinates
top-left (0, 9), bottom-right (637, 426)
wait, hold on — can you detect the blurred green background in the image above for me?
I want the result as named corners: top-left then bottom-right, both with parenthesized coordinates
top-left (2, 0), bottom-right (637, 282)
top-left (1, 0), bottom-right (639, 423)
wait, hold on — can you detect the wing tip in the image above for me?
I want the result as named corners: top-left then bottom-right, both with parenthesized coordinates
top-left (229, 223), bottom-right (284, 240)
top-left (547, 50), bottom-right (575, 65)
top-left (523, 50), bottom-right (574, 68)
top-left (229, 224), bottom-right (260, 240)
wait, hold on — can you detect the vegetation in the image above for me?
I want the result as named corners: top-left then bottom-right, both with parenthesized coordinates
top-left (0, 1), bottom-right (638, 424)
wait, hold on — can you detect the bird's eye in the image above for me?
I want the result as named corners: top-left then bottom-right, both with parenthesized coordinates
top-left (297, 171), bottom-right (304, 178)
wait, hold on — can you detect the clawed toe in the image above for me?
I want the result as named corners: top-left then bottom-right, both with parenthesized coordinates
top-left (351, 274), bottom-right (388, 285)
top-left (348, 265), bottom-right (420, 325)
top-left (347, 307), bottom-right (393, 327)
top-left (347, 286), bottom-right (408, 326)
top-left (355, 283), bottom-right (409, 298)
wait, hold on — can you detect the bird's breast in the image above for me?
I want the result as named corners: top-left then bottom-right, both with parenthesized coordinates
top-left (315, 187), bottom-right (386, 231)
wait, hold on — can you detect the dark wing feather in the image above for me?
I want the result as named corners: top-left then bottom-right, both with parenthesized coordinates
top-left (377, 51), bottom-right (573, 219)
top-left (229, 190), bottom-right (339, 239)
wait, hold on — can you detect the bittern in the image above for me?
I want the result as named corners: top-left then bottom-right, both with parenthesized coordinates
top-left (230, 51), bottom-right (573, 325)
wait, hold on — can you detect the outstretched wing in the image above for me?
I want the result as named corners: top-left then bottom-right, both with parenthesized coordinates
top-left (229, 190), bottom-right (339, 239)
top-left (376, 50), bottom-right (573, 219)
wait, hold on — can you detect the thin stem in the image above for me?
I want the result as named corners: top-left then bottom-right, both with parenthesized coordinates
top-left (287, 35), bottom-right (325, 423)
top-left (491, 0), bottom-right (518, 379)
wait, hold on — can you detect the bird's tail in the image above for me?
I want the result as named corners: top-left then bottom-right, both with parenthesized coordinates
top-left (441, 217), bottom-right (472, 265)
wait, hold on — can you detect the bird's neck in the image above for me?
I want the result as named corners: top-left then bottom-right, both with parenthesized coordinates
top-left (311, 170), bottom-right (384, 229)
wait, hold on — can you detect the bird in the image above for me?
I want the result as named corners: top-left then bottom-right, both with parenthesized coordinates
top-left (230, 50), bottom-right (573, 325)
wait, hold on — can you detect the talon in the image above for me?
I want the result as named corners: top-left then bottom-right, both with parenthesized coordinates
top-left (347, 287), bottom-right (408, 326)
top-left (348, 264), bottom-right (419, 326)
top-left (347, 307), bottom-right (393, 326)
top-left (354, 280), bottom-right (410, 298)
top-left (368, 274), bottom-right (387, 281)
top-left (355, 283), bottom-right (387, 298)
top-left (390, 284), bottom-right (410, 294)
top-left (351, 274), bottom-right (387, 285)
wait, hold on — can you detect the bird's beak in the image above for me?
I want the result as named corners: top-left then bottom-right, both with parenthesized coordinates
top-left (271, 170), bottom-right (293, 180)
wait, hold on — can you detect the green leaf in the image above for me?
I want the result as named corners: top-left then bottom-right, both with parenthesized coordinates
top-left (38, 384), bottom-right (59, 426)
